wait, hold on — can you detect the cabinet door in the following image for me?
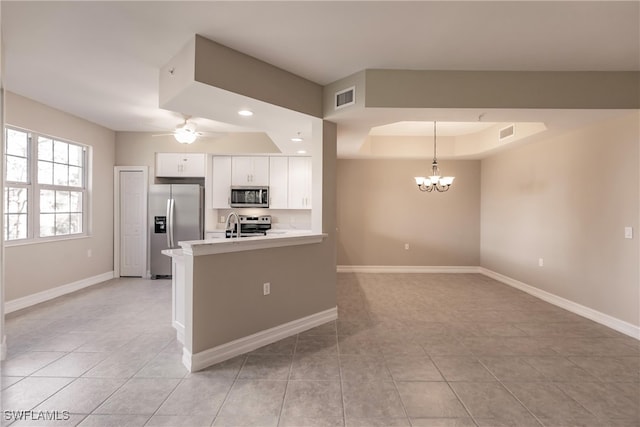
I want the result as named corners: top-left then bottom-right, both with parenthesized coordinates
top-left (179, 153), bottom-right (206, 177)
top-left (155, 153), bottom-right (180, 177)
top-left (251, 157), bottom-right (270, 185)
top-left (211, 156), bottom-right (232, 208)
top-left (156, 153), bottom-right (205, 177)
top-left (268, 157), bottom-right (288, 209)
top-left (288, 157), bottom-right (312, 209)
top-left (232, 156), bottom-right (270, 186)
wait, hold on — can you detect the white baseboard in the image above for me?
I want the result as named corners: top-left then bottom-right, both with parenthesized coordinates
top-left (480, 268), bottom-right (640, 340)
top-left (173, 321), bottom-right (185, 344)
top-left (4, 271), bottom-right (115, 314)
top-left (183, 306), bottom-right (338, 372)
top-left (337, 265), bottom-right (481, 274)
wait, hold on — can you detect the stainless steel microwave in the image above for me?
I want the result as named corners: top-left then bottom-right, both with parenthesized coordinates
top-left (230, 186), bottom-right (269, 208)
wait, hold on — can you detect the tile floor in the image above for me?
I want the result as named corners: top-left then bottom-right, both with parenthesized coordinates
top-left (1, 273), bottom-right (638, 426)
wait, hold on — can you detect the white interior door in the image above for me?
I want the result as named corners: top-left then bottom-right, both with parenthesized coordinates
top-left (120, 170), bottom-right (145, 277)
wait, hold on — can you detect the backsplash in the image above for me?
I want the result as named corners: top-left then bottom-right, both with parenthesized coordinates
top-left (208, 208), bottom-right (311, 231)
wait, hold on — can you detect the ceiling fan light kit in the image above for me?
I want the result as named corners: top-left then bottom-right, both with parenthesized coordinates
top-left (174, 122), bottom-right (198, 144)
top-left (414, 121), bottom-right (455, 193)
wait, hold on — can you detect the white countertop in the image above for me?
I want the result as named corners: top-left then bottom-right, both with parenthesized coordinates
top-left (161, 248), bottom-right (183, 258)
top-left (177, 231), bottom-right (326, 256)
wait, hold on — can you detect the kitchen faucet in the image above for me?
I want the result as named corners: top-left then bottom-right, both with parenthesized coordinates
top-left (225, 211), bottom-right (240, 240)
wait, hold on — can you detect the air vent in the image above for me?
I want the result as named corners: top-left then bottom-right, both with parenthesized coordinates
top-left (335, 86), bottom-right (356, 110)
top-left (499, 124), bottom-right (515, 141)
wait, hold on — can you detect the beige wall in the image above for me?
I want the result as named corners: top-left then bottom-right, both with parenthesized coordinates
top-left (194, 35), bottom-right (323, 118)
top-left (5, 92), bottom-right (115, 301)
top-left (365, 70), bottom-right (640, 109)
top-left (336, 159), bottom-right (481, 266)
top-left (189, 120), bottom-right (337, 354)
top-left (480, 112), bottom-right (640, 326)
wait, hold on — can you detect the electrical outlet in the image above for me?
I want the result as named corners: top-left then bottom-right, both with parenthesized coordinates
top-left (263, 282), bottom-right (270, 296)
top-left (220, 215), bottom-right (226, 223)
top-left (404, 243), bottom-right (410, 250)
top-left (624, 227), bottom-right (633, 239)
top-left (538, 258), bottom-right (544, 267)
top-left (87, 249), bottom-right (92, 258)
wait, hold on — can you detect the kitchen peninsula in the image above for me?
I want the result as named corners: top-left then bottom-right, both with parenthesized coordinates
top-left (163, 231), bottom-right (335, 372)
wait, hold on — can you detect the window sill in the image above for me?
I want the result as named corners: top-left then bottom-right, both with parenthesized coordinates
top-left (4, 234), bottom-right (91, 247)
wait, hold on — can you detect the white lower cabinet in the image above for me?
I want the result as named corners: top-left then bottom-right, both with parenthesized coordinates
top-left (288, 157), bottom-right (312, 209)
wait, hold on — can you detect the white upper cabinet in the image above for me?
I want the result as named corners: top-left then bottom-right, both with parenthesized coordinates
top-left (208, 155), bottom-right (312, 210)
top-left (268, 157), bottom-right (288, 209)
top-left (231, 156), bottom-right (269, 186)
top-left (288, 157), bottom-right (312, 209)
top-left (211, 156), bottom-right (232, 208)
top-left (156, 153), bottom-right (206, 177)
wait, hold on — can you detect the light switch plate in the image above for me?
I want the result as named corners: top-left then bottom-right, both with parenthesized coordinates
top-left (624, 227), bottom-right (633, 239)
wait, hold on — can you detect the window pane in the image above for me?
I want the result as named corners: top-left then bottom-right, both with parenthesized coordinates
top-left (40, 213), bottom-right (55, 237)
top-left (6, 155), bottom-right (28, 183)
top-left (6, 214), bottom-right (27, 240)
top-left (56, 191), bottom-right (70, 212)
top-left (38, 137), bottom-right (53, 161)
top-left (40, 189), bottom-right (56, 213)
top-left (68, 144), bottom-right (83, 166)
top-left (69, 166), bottom-right (82, 187)
top-left (38, 160), bottom-right (53, 185)
top-left (69, 213), bottom-right (82, 234)
top-left (53, 140), bottom-right (68, 163)
top-left (53, 163), bottom-right (69, 186)
top-left (6, 187), bottom-right (28, 214)
top-left (55, 213), bottom-right (70, 235)
top-left (70, 191), bottom-right (83, 212)
top-left (6, 129), bottom-right (28, 157)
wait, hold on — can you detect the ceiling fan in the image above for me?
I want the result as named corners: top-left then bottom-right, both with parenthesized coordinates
top-left (153, 116), bottom-right (224, 144)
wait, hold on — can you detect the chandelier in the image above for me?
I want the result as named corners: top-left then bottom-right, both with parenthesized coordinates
top-left (414, 122), bottom-right (455, 192)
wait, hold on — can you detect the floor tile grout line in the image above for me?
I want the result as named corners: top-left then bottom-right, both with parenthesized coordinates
top-left (427, 353), bottom-right (480, 427)
top-left (275, 333), bottom-right (298, 427)
top-left (210, 354), bottom-right (249, 425)
top-left (477, 358), bottom-right (547, 426)
top-left (336, 325), bottom-right (347, 427)
top-left (140, 374), bottom-right (185, 425)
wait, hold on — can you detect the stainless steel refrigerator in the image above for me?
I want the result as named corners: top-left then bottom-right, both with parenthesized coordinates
top-left (149, 184), bottom-right (203, 278)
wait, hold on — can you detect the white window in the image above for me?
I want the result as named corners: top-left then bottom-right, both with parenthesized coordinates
top-left (3, 127), bottom-right (88, 243)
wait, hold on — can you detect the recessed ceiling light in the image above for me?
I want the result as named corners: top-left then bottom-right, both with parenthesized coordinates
top-left (291, 132), bottom-right (303, 142)
top-left (296, 150), bottom-right (307, 154)
top-left (238, 109), bottom-right (253, 117)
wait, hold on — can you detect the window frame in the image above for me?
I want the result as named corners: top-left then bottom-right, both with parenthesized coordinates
top-left (3, 125), bottom-right (90, 245)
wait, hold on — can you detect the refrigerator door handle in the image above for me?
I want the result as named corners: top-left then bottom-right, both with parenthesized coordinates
top-left (167, 198), bottom-right (175, 248)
